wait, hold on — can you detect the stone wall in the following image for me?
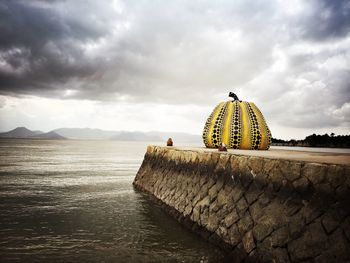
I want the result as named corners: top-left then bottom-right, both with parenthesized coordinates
top-left (133, 146), bottom-right (350, 262)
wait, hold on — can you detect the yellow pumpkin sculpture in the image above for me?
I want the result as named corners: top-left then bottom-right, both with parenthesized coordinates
top-left (203, 92), bottom-right (272, 150)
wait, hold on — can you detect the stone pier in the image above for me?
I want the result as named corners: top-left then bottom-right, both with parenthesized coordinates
top-left (133, 146), bottom-right (350, 262)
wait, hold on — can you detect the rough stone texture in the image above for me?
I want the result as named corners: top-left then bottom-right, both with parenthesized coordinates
top-left (133, 146), bottom-right (350, 262)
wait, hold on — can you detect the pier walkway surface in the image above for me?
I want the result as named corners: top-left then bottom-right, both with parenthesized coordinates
top-left (160, 146), bottom-right (350, 166)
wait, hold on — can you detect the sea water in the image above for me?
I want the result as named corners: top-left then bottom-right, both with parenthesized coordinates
top-left (0, 139), bottom-right (227, 262)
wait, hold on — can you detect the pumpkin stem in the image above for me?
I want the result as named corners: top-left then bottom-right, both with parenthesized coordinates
top-left (229, 92), bottom-right (239, 101)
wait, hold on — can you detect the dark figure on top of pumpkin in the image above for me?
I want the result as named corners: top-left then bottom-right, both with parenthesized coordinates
top-left (229, 92), bottom-right (240, 101)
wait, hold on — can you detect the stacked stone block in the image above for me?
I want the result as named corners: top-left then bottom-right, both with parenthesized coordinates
top-left (133, 146), bottom-right (350, 262)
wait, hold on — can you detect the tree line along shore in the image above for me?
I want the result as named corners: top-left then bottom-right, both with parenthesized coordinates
top-left (272, 133), bottom-right (350, 148)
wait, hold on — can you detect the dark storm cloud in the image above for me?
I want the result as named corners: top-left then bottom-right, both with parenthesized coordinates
top-left (0, 0), bottom-right (278, 102)
top-left (0, 0), bottom-right (110, 96)
top-left (299, 0), bottom-right (350, 41)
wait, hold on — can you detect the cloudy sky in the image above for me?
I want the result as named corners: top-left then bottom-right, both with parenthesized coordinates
top-left (0, 0), bottom-right (349, 139)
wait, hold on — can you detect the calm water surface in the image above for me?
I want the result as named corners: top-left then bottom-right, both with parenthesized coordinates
top-left (0, 140), bottom-right (228, 262)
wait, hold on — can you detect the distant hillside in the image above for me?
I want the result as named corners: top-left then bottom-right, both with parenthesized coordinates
top-left (110, 131), bottom-right (162, 142)
top-left (0, 127), bottom-right (66, 140)
top-left (30, 131), bottom-right (66, 140)
top-left (53, 128), bottom-right (118, 140)
top-left (53, 128), bottom-right (201, 143)
top-left (0, 127), bottom-right (201, 143)
top-left (0, 127), bottom-right (43, 138)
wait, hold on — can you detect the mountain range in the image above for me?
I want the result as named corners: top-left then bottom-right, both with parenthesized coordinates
top-left (0, 127), bottom-right (66, 140)
top-left (0, 127), bottom-right (201, 143)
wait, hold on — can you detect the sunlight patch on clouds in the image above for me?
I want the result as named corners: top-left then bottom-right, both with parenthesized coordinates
top-left (329, 102), bottom-right (350, 122)
top-left (63, 89), bottom-right (78, 97)
top-left (280, 0), bottom-right (305, 16)
top-left (271, 46), bottom-right (288, 73)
